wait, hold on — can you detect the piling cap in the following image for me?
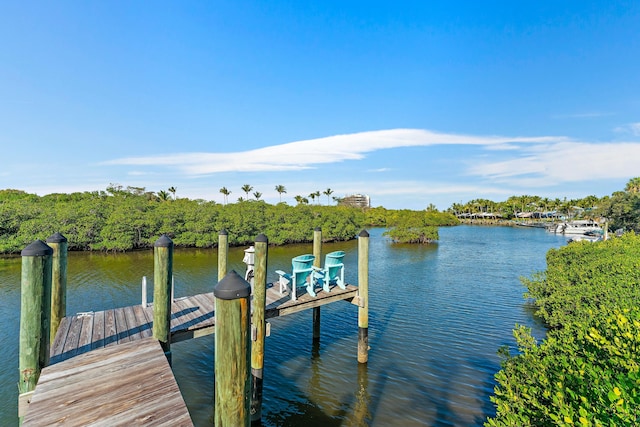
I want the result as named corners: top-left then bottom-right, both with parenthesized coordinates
top-left (154, 234), bottom-right (174, 247)
top-left (219, 229), bottom-right (228, 236)
top-left (314, 227), bottom-right (322, 232)
top-left (255, 233), bottom-right (268, 243)
top-left (21, 240), bottom-right (53, 256)
top-left (46, 232), bottom-right (68, 243)
top-left (214, 270), bottom-right (251, 300)
top-left (359, 229), bottom-right (370, 238)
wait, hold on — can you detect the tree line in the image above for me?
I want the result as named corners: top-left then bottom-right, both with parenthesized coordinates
top-left (0, 186), bottom-right (458, 254)
top-left (448, 177), bottom-right (640, 233)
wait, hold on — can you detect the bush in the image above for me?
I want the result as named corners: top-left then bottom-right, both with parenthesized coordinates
top-left (487, 234), bottom-right (640, 426)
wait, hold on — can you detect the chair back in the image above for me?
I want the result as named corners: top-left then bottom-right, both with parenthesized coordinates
top-left (324, 251), bottom-right (345, 279)
top-left (291, 254), bottom-right (315, 286)
top-left (325, 251), bottom-right (345, 266)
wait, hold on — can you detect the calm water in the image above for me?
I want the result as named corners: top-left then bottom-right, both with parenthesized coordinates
top-left (0, 226), bottom-right (566, 426)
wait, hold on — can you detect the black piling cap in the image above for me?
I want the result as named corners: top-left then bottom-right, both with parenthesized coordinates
top-left (359, 229), bottom-right (370, 238)
top-left (314, 226), bottom-right (322, 232)
top-left (255, 233), bottom-right (268, 243)
top-left (21, 240), bottom-right (53, 257)
top-left (46, 232), bottom-right (67, 243)
top-left (219, 229), bottom-right (228, 236)
top-left (154, 234), bottom-right (174, 247)
top-left (214, 270), bottom-right (251, 300)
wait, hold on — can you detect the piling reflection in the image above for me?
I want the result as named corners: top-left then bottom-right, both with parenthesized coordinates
top-left (345, 362), bottom-right (371, 426)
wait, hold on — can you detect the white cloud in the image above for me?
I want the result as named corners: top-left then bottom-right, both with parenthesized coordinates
top-left (103, 128), bottom-right (566, 175)
top-left (469, 141), bottom-right (640, 186)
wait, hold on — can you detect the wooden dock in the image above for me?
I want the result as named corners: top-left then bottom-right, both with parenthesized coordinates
top-left (21, 283), bottom-right (358, 425)
top-left (18, 230), bottom-right (369, 426)
top-left (50, 283), bottom-right (358, 364)
top-left (23, 337), bottom-right (193, 426)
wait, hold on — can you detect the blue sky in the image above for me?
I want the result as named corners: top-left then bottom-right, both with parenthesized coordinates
top-left (1, 1), bottom-right (639, 209)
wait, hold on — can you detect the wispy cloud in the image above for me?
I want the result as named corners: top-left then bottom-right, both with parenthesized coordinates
top-left (469, 141), bottom-right (640, 186)
top-left (103, 128), bottom-right (566, 175)
top-left (552, 112), bottom-right (615, 119)
top-left (614, 122), bottom-right (640, 136)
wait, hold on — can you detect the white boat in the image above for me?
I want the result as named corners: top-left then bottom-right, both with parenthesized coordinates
top-left (557, 220), bottom-right (602, 235)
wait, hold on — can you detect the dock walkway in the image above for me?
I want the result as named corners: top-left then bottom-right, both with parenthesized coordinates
top-left (22, 283), bottom-right (357, 425)
top-left (23, 337), bottom-right (193, 426)
top-left (50, 283), bottom-right (358, 363)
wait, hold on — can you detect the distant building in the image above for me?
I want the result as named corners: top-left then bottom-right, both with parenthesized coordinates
top-left (339, 194), bottom-right (370, 208)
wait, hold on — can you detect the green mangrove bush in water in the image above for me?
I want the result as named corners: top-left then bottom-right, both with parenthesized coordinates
top-left (487, 233), bottom-right (640, 427)
top-left (0, 188), bottom-right (457, 253)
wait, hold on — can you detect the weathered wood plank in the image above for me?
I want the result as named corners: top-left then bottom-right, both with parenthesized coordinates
top-left (188, 293), bottom-right (215, 330)
top-left (91, 310), bottom-right (105, 350)
top-left (133, 304), bottom-right (153, 338)
top-left (76, 314), bottom-right (94, 355)
top-left (22, 337), bottom-right (193, 427)
top-left (104, 309), bottom-right (118, 347)
top-left (170, 297), bottom-right (199, 332)
top-left (123, 305), bottom-right (143, 341)
top-left (60, 316), bottom-right (83, 360)
top-left (114, 307), bottom-right (131, 344)
top-left (50, 316), bottom-right (72, 361)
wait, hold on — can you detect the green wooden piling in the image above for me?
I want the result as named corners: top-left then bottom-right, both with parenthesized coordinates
top-left (153, 235), bottom-right (173, 362)
top-left (218, 229), bottom-right (228, 281)
top-left (46, 232), bottom-right (67, 344)
top-left (214, 271), bottom-right (252, 427)
top-left (312, 227), bottom-right (322, 341)
top-left (19, 240), bottom-right (53, 399)
top-left (357, 230), bottom-right (370, 364)
top-left (251, 234), bottom-right (268, 423)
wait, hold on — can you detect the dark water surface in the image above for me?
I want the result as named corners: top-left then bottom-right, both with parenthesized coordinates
top-left (0, 226), bottom-right (566, 426)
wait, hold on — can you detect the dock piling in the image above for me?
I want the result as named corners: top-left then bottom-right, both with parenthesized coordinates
top-left (153, 235), bottom-right (174, 363)
top-left (312, 227), bottom-right (322, 342)
top-left (19, 240), bottom-right (53, 407)
top-left (46, 232), bottom-right (67, 344)
top-left (218, 229), bottom-right (228, 281)
top-left (357, 230), bottom-right (370, 364)
top-left (251, 234), bottom-right (268, 424)
top-left (214, 271), bottom-right (252, 427)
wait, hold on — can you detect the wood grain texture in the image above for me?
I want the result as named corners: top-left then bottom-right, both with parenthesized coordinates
top-left (23, 337), bottom-right (193, 427)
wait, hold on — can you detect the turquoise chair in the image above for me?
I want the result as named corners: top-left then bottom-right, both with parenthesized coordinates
top-left (312, 251), bottom-right (346, 292)
top-left (275, 254), bottom-right (315, 301)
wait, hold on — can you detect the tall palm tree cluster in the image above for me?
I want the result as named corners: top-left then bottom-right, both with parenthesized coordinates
top-left (216, 184), bottom-right (336, 206)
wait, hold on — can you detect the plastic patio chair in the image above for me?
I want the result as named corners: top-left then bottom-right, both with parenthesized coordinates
top-left (275, 254), bottom-right (315, 301)
top-left (312, 250), bottom-right (345, 293)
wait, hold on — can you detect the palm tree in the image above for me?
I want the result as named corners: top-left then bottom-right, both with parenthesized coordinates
top-left (219, 187), bottom-right (231, 205)
top-left (323, 188), bottom-right (333, 205)
top-left (168, 186), bottom-right (177, 200)
top-left (253, 191), bottom-right (262, 201)
top-left (275, 185), bottom-right (287, 202)
top-left (241, 184), bottom-right (253, 200)
top-left (308, 192), bottom-right (316, 204)
top-left (625, 177), bottom-right (640, 193)
top-left (157, 190), bottom-right (170, 201)
top-left (313, 190), bottom-right (321, 205)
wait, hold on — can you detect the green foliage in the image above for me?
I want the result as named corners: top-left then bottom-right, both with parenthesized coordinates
top-left (0, 188), bottom-right (375, 253)
top-left (381, 209), bottom-right (454, 243)
top-left (487, 233), bottom-right (640, 426)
